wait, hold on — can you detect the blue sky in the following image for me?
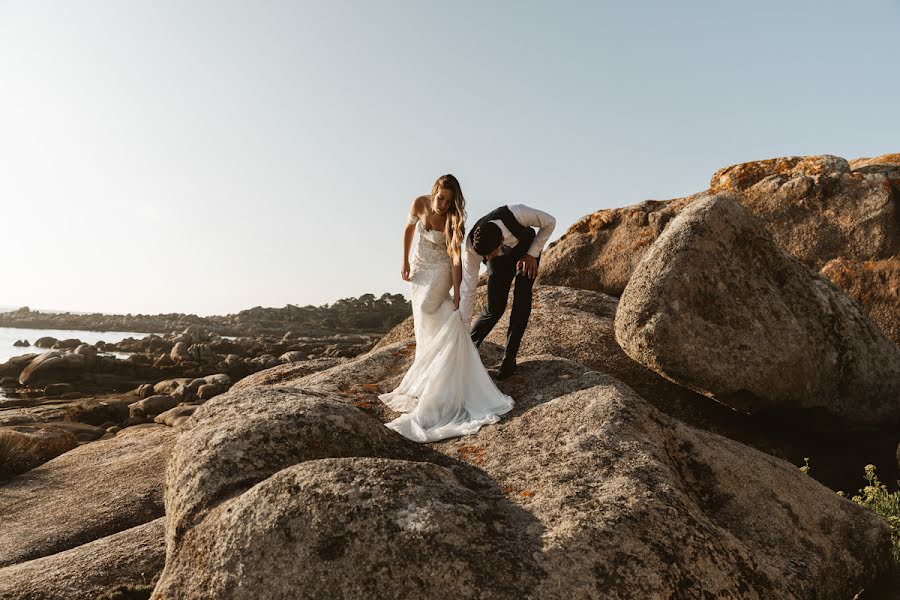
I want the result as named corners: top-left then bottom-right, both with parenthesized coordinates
top-left (1, 0), bottom-right (897, 315)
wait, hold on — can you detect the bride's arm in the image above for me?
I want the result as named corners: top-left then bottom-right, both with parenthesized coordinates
top-left (401, 197), bottom-right (423, 281)
top-left (452, 255), bottom-right (462, 309)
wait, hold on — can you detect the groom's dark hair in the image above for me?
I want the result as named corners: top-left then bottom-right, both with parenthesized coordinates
top-left (472, 222), bottom-right (503, 256)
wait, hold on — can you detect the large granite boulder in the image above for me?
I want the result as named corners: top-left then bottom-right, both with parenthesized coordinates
top-left (709, 155), bottom-right (897, 271)
top-left (160, 388), bottom-right (418, 551)
top-left (0, 425), bottom-right (175, 567)
top-left (821, 255), bottom-right (900, 346)
top-left (228, 358), bottom-right (345, 391)
top-left (615, 194), bottom-right (900, 430)
top-left (18, 351), bottom-right (86, 386)
top-left (152, 366), bottom-right (892, 598)
top-left (539, 195), bottom-right (699, 296)
top-left (538, 153), bottom-right (900, 344)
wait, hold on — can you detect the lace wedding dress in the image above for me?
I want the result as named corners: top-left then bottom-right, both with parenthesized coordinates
top-left (379, 218), bottom-right (513, 442)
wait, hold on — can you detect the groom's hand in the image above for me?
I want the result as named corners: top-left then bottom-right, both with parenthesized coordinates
top-left (517, 255), bottom-right (539, 279)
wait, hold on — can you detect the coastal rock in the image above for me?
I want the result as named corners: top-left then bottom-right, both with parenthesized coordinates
top-left (43, 382), bottom-right (74, 398)
top-left (536, 153), bottom-right (899, 344)
top-left (153, 378), bottom-right (191, 396)
top-left (820, 256), bottom-right (900, 346)
top-left (154, 405), bottom-right (197, 428)
top-left (129, 395), bottom-right (179, 419)
top-left (73, 344), bottom-right (98, 369)
top-left (196, 383), bottom-right (222, 401)
top-left (375, 287), bottom-right (732, 434)
top-left (709, 154), bottom-right (850, 191)
top-left (54, 338), bottom-right (82, 350)
top-left (0, 518), bottom-right (165, 600)
top-left (12, 339), bottom-right (29, 347)
top-left (0, 425), bottom-right (174, 567)
top-left (160, 389), bottom-right (417, 549)
top-left (614, 195), bottom-right (900, 430)
top-left (137, 383), bottom-right (156, 398)
top-left (0, 426), bottom-right (78, 480)
top-left (66, 398), bottom-right (132, 426)
top-left (154, 458), bottom-right (537, 600)
top-left (152, 367), bottom-right (892, 598)
top-left (153, 353), bottom-right (175, 368)
top-left (230, 357), bottom-right (346, 391)
top-left (0, 353), bottom-right (37, 378)
top-left (34, 336), bottom-right (57, 349)
top-left (170, 342), bottom-right (191, 363)
top-left (278, 350), bottom-right (306, 363)
top-left (539, 195), bottom-right (698, 296)
top-left (18, 351), bottom-right (86, 387)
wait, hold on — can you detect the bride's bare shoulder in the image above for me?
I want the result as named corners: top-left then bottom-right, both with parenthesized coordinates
top-left (411, 195), bottom-right (431, 215)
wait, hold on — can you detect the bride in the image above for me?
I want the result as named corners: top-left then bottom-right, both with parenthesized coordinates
top-left (379, 174), bottom-right (513, 443)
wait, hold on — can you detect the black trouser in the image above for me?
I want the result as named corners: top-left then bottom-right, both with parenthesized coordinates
top-left (470, 247), bottom-right (538, 367)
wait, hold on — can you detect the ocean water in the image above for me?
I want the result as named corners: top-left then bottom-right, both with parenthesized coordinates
top-left (0, 327), bottom-right (149, 400)
top-left (0, 326), bottom-right (147, 365)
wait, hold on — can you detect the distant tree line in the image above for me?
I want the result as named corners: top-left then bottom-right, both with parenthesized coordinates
top-left (217, 293), bottom-right (412, 334)
top-left (0, 293), bottom-right (412, 336)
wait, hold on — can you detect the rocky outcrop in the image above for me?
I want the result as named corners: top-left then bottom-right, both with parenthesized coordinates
top-left (821, 256), bottom-right (900, 346)
top-left (538, 153), bottom-right (900, 344)
top-left (539, 195), bottom-right (699, 296)
top-left (151, 349), bottom-right (893, 598)
top-left (376, 286), bottom-right (744, 435)
top-left (0, 425), bottom-right (175, 567)
top-left (0, 518), bottom-right (165, 600)
top-left (229, 357), bottom-right (347, 391)
top-left (615, 195), bottom-right (900, 430)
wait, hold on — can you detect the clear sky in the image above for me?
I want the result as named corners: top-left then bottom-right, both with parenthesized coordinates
top-left (1, 1), bottom-right (897, 316)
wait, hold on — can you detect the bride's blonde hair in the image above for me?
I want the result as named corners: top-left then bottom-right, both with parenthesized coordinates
top-left (431, 174), bottom-right (467, 262)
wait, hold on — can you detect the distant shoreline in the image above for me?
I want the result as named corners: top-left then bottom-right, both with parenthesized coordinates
top-left (0, 293), bottom-right (412, 338)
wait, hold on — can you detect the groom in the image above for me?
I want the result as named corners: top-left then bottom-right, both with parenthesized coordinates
top-left (458, 204), bottom-right (556, 379)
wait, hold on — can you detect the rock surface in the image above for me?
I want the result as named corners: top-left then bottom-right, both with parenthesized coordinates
top-left (0, 425), bottom-right (175, 567)
top-left (152, 356), bottom-right (893, 598)
top-left (538, 153), bottom-right (900, 344)
top-left (615, 194), bottom-right (900, 429)
top-left (0, 518), bottom-right (165, 600)
top-left (821, 256), bottom-right (900, 346)
top-left (0, 426), bottom-right (78, 480)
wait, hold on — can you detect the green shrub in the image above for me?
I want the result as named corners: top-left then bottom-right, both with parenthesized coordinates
top-left (848, 465), bottom-right (900, 565)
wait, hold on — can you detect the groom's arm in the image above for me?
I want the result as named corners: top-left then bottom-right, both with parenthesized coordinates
top-left (508, 204), bottom-right (556, 257)
top-left (458, 241), bottom-right (481, 329)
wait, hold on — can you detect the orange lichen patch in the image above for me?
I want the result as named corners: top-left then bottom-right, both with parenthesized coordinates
top-left (849, 153), bottom-right (900, 169)
top-left (354, 401), bottom-right (377, 408)
top-left (710, 157), bottom-right (804, 192)
top-left (391, 343), bottom-right (415, 357)
top-left (711, 155), bottom-right (852, 192)
top-left (457, 445), bottom-right (486, 465)
top-left (362, 383), bottom-right (380, 393)
top-left (500, 486), bottom-right (536, 498)
top-left (569, 209), bottom-right (619, 234)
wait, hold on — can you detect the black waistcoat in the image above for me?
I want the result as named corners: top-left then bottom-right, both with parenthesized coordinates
top-left (467, 206), bottom-right (536, 264)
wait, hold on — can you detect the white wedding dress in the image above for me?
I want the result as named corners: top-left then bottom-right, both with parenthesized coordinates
top-left (379, 218), bottom-right (514, 442)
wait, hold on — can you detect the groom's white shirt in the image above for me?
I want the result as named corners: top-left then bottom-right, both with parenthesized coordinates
top-left (458, 204), bottom-right (556, 328)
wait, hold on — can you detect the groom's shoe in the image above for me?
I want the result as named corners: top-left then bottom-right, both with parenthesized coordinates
top-left (495, 360), bottom-right (517, 380)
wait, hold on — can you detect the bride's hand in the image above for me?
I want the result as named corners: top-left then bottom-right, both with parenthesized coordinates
top-left (453, 290), bottom-right (460, 310)
top-left (401, 262), bottom-right (411, 281)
